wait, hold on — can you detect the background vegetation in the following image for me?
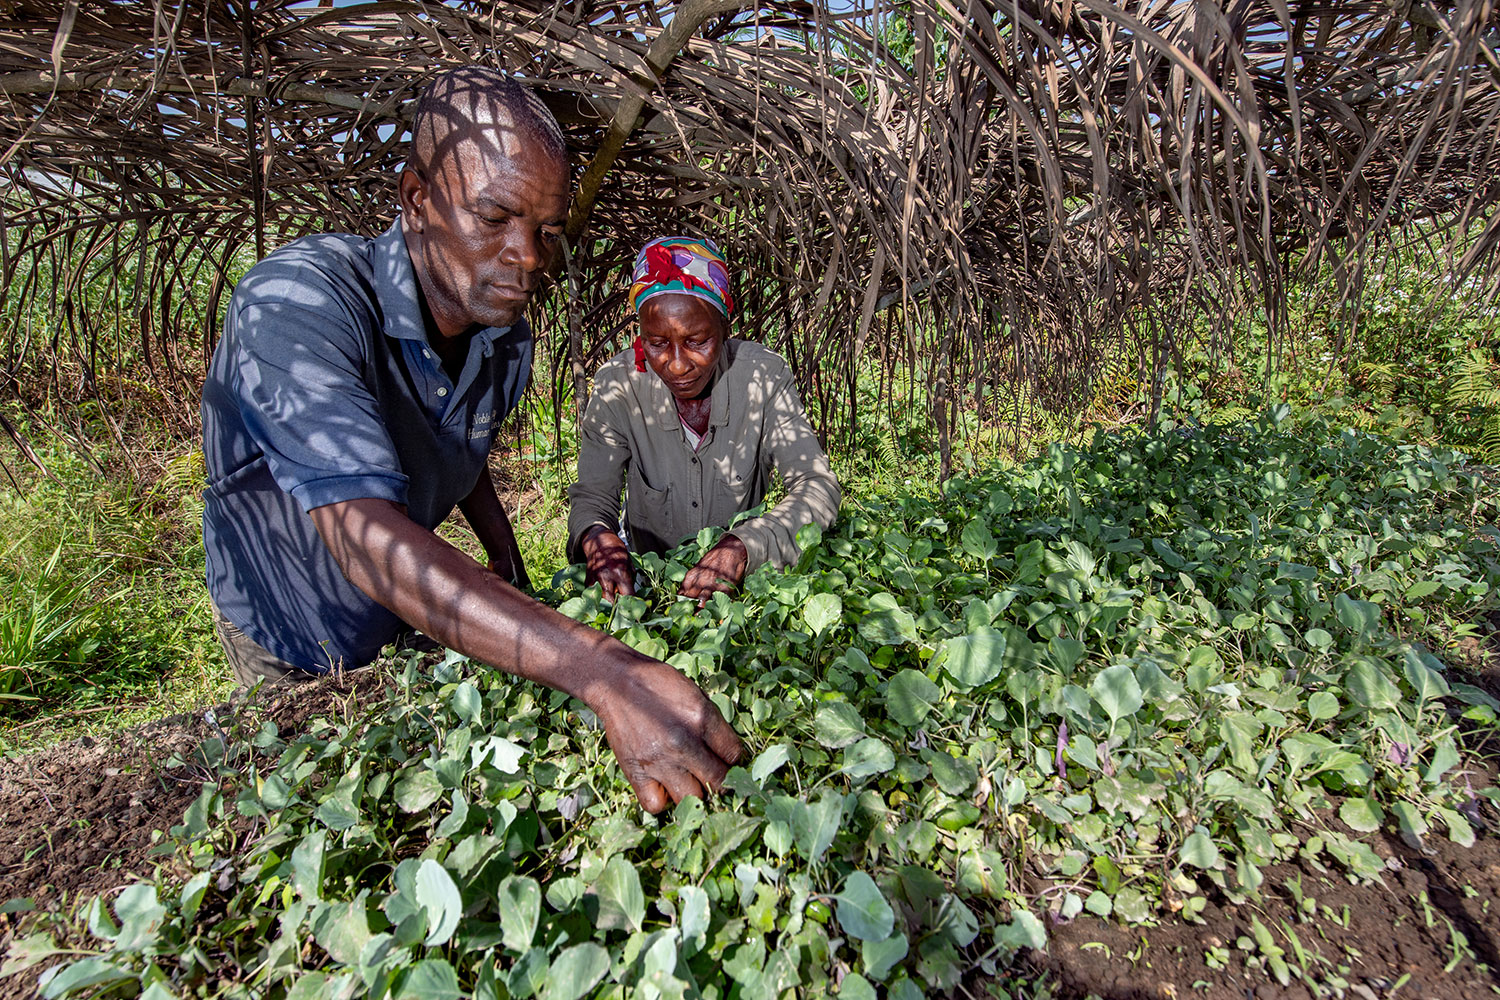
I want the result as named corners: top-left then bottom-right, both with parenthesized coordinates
top-left (0, 2), bottom-right (1497, 996)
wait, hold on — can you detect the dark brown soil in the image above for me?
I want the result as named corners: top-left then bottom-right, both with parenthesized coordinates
top-left (1041, 810), bottom-right (1500, 999)
top-left (0, 669), bottom-right (390, 909)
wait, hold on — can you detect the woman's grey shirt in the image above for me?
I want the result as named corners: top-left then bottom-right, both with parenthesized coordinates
top-left (567, 339), bottom-right (840, 570)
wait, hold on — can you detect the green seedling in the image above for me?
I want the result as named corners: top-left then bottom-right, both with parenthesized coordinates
top-left (13, 415), bottom-right (1499, 1000)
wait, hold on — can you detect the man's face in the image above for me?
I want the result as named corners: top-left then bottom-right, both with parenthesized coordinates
top-left (639, 294), bottom-right (727, 401)
top-left (402, 129), bottom-right (569, 339)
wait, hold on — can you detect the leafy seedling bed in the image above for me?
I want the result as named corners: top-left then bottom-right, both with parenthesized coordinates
top-left (5, 412), bottom-right (1500, 999)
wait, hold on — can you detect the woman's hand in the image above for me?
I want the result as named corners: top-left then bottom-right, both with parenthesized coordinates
top-left (681, 533), bottom-right (748, 605)
top-left (581, 525), bottom-right (636, 602)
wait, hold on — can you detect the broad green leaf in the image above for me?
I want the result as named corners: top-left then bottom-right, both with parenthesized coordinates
top-left (414, 859), bottom-right (462, 947)
top-left (396, 959), bottom-right (462, 1000)
top-left (1390, 801), bottom-right (1429, 850)
top-left (1344, 659), bottom-right (1402, 710)
top-left (926, 752), bottom-right (977, 795)
top-left (1405, 579), bottom-right (1442, 599)
top-left (1135, 659), bottom-right (1184, 704)
top-left (39, 959), bottom-right (132, 999)
top-left (858, 603), bottom-right (919, 646)
top-left (393, 769), bottom-right (443, 813)
top-left (179, 871), bottom-right (211, 926)
top-left (1424, 736), bottom-right (1460, 784)
top-left (1048, 637), bottom-right (1086, 675)
top-left (1339, 798), bottom-right (1384, 833)
top-left (1090, 664), bottom-right (1143, 724)
top-left (793, 791), bottom-right (844, 864)
top-left (995, 909), bottom-right (1047, 952)
top-left (702, 812), bottom-right (764, 874)
top-left (450, 682), bottom-right (482, 725)
top-left (750, 744), bottom-right (791, 783)
top-left (595, 855), bottom-right (645, 933)
top-left (956, 851), bottom-right (1007, 898)
top-left (678, 884), bottom-right (710, 956)
top-left (290, 829), bottom-right (327, 900)
top-left (1304, 627), bottom-right (1334, 650)
top-left (639, 932), bottom-right (680, 992)
top-left (285, 973), bottom-right (334, 1000)
top-left (111, 884), bottom-right (166, 952)
top-left (889, 978), bottom-right (926, 1000)
top-left (940, 631), bottom-right (1006, 689)
top-left (1334, 593), bottom-right (1382, 637)
top-left (803, 593), bottom-right (842, 636)
top-left (836, 871), bottom-right (895, 941)
top-left (1306, 691), bottom-right (1339, 721)
top-left (541, 943), bottom-right (611, 1000)
top-left (840, 973), bottom-right (878, 1000)
top-left (497, 875), bottom-right (541, 954)
top-left (960, 519), bottom-right (998, 561)
top-left (1403, 648), bottom-right (1451, 703)
top-left (434, 790), bottom-right (468, 839)
top-left (860, 933), bottom-right (908, 981)
top-left (1178, 830), bottom-right (1221, 869)
top-left (886, 669), bottom-right (942, 727)
top-left (1437, 807), bottom-right (1476, 848)
top-left (470, 735), bottom-right (527, 773)
top-left (315, 795), bottom-right (360, 831)
top-left (508, 947), bottom-right (551, 999)
top-left (311, 898), bottom-right (372, 965)
top-left (814, 702), bottom-right (866, 748)
top-left (841, 738), bottom-right (895, 780)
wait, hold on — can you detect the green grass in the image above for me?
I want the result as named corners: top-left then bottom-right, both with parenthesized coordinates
top-left (0, 414), bottom-right (231, 752)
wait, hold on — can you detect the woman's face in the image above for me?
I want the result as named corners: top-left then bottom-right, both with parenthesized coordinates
top-left (638, 293), bottom-right (727, 401)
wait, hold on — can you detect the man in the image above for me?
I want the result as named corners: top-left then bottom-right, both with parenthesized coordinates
top-left (201, 67), bottom-right (741, 812)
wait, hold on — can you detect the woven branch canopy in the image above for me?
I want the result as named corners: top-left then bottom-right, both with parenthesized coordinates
top-left (2, 0), bottom-right (1497, 469)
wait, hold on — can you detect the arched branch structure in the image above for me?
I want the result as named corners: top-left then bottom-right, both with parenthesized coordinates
top-left (0, 1), bottom-right (1495, 478)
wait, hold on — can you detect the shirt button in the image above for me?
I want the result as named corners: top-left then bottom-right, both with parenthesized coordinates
top-left (692, 501), bottom-right (699, 508)
top-left (691, 457), bottom-right (698, 464)
top-left (436, 387), bottom-right (448, 397)
top-left (423, 349), bottom-right (431, 359)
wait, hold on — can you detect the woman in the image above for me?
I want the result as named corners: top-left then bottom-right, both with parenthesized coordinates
top-left (567, 236), bottom-right (841, 603)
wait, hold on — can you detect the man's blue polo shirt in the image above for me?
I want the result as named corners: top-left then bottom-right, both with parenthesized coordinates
top-left (201, 219), bottom-right (533, 671)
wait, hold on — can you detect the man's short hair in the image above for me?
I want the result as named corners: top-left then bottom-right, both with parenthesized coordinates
top-left (409, 66), bottom-right (567, 173)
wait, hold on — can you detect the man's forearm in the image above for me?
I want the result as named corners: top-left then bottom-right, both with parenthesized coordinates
top-left (312, 498), bottom-right (633, 706)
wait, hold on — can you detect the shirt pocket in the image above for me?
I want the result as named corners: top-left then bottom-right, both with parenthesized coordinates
top-left (626, 463), bottom-right (676, 546)
top-left (710, 469), bottom-right (760, 521)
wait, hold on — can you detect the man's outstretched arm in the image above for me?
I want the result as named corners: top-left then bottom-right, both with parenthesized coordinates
top-left (309, 497), bottom-right (743, 811)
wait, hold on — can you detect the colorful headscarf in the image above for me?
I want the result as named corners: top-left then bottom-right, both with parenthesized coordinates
top-left (629, 236), bottom-right (734, 319)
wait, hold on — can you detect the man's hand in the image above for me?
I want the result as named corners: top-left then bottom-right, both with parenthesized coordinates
top-left (589, 657), bottom-right (743, 811)
top-left (581, 525), bottom-right (635, 602)
top-left (681, 533), bottom-right (748, 605)
top-left (488, 554), bottom-right (532, 592)
top-left (460, 467), bottom-right (530, 590)
top-left (309, 498), bottom-right (741, 814)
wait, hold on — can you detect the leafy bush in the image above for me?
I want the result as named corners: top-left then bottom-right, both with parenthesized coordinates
top-left (15, 411), bottom-right (1500, 999)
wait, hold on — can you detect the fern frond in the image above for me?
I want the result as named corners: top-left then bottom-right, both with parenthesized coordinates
top-left (1446, 350), bottom-right (1500, 410)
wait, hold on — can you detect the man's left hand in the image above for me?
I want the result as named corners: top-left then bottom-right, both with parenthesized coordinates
top-left (681, 533), bottom-right (748, 605)
top-left (489, 553), bottom-right (532, 592)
